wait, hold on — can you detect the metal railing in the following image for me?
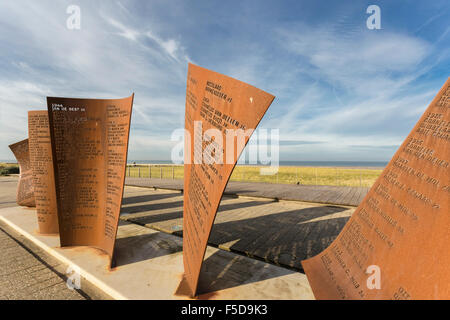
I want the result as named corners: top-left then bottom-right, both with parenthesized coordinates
top-left (125, 164), bottom-right (383, 187)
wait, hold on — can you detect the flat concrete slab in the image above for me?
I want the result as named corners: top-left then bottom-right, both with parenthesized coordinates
top-left (125, 177), bottom-right (369, 206)
top-left (0, 206), bottom-right (314, 300)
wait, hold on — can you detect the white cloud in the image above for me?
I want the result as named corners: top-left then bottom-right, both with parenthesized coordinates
top-left (105, 17), bottom-right (140, 41)
top-left (270, 22), bottom-right (439, 160)
top-left (146, 31), bottom-right (182, 62)
top-left (279, 25), bottom-right (430, 96)
top-left (0, 1), bottom-right (190, 159)
top-left (0, 81), bottom-right (54, 158)
top-left (0, 1), bottom-right (447, 162)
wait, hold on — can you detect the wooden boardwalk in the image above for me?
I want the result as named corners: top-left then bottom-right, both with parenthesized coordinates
top-left (125, 177), bottom-right (369, 207)
top-left (121, 186), bottom-right (355, 272)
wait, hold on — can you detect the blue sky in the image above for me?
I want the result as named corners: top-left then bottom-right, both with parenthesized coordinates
top-left (0, 0), bottom-right (449, 161)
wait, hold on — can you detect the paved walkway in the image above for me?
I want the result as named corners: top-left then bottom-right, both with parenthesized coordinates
top-left (0, 176), bottom-right (20, 209)
top-left (125, 177), bottom-right (369, 207)
top-left (0, 221), bottom-right (87, 300)
top-left (121, 186), bottom-right (354, 271)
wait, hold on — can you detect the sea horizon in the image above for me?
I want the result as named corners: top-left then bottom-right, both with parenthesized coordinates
top-left (126, 160), bottom-right (388, 168)
top-left (2, 159), bottom-right (389, 168)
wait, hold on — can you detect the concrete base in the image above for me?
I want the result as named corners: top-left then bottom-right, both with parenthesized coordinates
top-left (0, 206), bottom-right (314, 300)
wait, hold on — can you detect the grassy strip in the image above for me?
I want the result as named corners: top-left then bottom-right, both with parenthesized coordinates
top-left (125, 165), bottom-right (382, 187)
top-left (0, 163), bottom-right (19, 176)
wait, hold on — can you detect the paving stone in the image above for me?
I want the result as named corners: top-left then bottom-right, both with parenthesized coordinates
top-left (29, 283), bottom-right (84, 300)
top-left (24, 276), bottom-right (63, 294)
top-left (0, 221), bottom-right (87, 300)
top-left (3, 269), bottom-right (39, 291)
top-left (0, 177), bottom-right (20, 209)
top-left (25, 264), bottom-right (48, 274)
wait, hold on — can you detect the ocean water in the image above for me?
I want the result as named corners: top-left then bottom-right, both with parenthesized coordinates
top-left (3, 159), bottom-right (387, 168)
top-left (127, 160), bottom-right (388, 168)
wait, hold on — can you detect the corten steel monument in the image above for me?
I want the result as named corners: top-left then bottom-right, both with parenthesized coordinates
top-left (28, 111), bottom-right (59, 234)
top-left (183, 63), bottom-right (275, 296)
top-left (302, 78), bottom-right (450, 300)
top-left (47, 95), bottom-right (134, 265)
top-left (8, 139), bottom-right (35, 207)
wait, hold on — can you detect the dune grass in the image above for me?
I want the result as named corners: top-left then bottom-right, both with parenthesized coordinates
top-left (0, 162), bottom-right (19, 176)
top-left (126, 165), bottom-right (383, 187)
top-left (1, 162), bottom-right (382, 186)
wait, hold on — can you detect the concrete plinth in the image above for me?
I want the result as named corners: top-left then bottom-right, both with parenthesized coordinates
top-left (0, 206), bottom-right (314, 300)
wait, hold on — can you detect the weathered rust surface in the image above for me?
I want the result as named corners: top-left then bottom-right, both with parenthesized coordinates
top-left (47, 95), bottom-right (134, 265)
top-left (28, 111), bottom-right (59, 234)
top-left (183, 63), bottom-right (275, 297)
top-left (302, 78), bottom-right (450, 300)
top-left (8, 139), bottom-right (35, 207)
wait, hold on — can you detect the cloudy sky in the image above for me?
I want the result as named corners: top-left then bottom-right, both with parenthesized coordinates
top-left (0, 0), bottom-right (449, 162)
